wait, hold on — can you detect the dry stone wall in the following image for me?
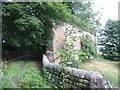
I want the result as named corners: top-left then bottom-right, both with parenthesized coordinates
top-left (42, 54), bottom-right (105, 88)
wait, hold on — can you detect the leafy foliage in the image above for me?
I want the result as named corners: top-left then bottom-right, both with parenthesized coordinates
top-left (2, 1), bottom-right (100, 49)
top-left (47, 41), bottom-right (89, 68)
top-left (65, 1), bottom-right (101, 33)
top-left (2, 2), bottom-right (100, 60)
top-left (2, 2), bottom-right (72, 54)
top-left (99, 19), bottom-right (120, 61)
top-left (1, 60), bottom-right (51, 88)
top-left (46, 1), bottom-right (99, 67)
top-left (80, 35), bottom-right (98, 57)
top-left (19, 68), bottom-right (51, 88)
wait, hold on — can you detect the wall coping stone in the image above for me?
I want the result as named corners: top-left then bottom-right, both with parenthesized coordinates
top-left (43, 54), bottom-right (105, 88)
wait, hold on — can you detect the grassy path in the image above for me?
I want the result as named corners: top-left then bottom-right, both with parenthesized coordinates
top-left (9, 60), bottom-right (40, 86)
top-left (1, 59), bottom-right (51, 88)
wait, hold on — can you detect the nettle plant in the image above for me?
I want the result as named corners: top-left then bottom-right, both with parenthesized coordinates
top-left (47, 41), bottom-right (88, 68)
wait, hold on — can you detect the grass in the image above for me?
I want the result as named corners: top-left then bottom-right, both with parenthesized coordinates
top-left (1, 60), bottom-right (52, 88)
top-left (25, 62), bottom-right (36, 67)
top-left (1, 58), bottom-right (118, 88)
top-left (103, 71), bottom-right (118, 88)
top-left (79, 57), bottom-right (119, 88)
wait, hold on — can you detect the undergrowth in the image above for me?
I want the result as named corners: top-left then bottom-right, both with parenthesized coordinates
top-left (1, 60), bottom-right (51, 88)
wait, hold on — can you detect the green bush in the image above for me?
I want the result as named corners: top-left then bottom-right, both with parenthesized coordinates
top-left (1, 61), bottom-right (51, 88)
top-left (19, 68), bottom-right (51, 88)
top-left (47, 41), bottom-right (89, 68)
top-left (80, 35), bottom-right (98, 57)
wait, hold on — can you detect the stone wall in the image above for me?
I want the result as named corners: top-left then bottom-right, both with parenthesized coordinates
top-left (42, 54), bottom-right (105, 88)
top-left (46, 23), bottom-right (97, 64)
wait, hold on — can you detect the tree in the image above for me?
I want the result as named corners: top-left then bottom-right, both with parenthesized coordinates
top-left (99, 19), bottom-right (120, 61)
top-left (2, 1), bottom-right (100, 58)
top-left (2, 2), bottom-right (72, 55)
top-left (65, 1), bottom-right (101, 33)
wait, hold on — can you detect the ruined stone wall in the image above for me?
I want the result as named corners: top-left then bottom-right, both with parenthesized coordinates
top-left (42, 54), bottom-right (105, 88)
top-left (46, 23), bottom-right (97, 63)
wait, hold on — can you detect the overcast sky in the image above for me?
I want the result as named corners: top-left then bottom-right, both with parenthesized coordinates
top-left (92, 0), bottom-right (119, 28)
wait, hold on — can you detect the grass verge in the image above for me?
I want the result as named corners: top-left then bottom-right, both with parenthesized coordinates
top-left (79, 57), bottom-right (118, 88)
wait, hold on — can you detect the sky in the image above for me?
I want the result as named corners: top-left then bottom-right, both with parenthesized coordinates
top-left (92, 0), bottom-right (119, 28)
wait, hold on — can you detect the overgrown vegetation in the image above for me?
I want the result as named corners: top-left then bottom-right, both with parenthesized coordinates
top-left (2, 1), bottom-right (100, 58)
top-left (42, 67), bottom-right (71, 88)
top-left (47, 41), bottom-right (90, 68)
top-left (2, 1), bottom-right (118, 89)
top-left (1, 60), bottom-right (51, 88)
top-left (80, 35), bottom-right (98, 57)
top-left (47, 26), bottom-right (97, 68)
top-left (2, 2), bottom-right (72, 56)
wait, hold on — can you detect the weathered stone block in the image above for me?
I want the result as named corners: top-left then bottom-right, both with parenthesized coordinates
top-left (84, 74), bottom-right (90, 80)
top-left (89, 74), bottom-right (105, 88)
top-left (42, 54), bottom-right (105, 88)
top-left (78, 83), bottom-right (87, 88)
top-left (82, 80), bottom-right (89, 85)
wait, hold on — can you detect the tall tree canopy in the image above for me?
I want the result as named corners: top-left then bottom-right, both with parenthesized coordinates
top-left (65, 1), bottom-right (101, 33)
top-left (2, 1), bottom-right (99, 56)
top-left (99, 19), bottom-right (120, 61)
top-left (2, 2), bottom-right (72, 53)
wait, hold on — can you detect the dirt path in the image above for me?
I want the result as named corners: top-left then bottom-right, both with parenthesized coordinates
top-left (21, 58), bottom-right (43, 69)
